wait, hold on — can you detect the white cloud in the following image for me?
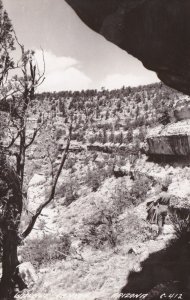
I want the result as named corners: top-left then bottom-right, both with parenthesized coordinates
top-left (101, 73), bottom-right (159, 90)
top-left (33, 50), bottom-right (159, 92)
top-left (34, 50), bottom-right (91, 92)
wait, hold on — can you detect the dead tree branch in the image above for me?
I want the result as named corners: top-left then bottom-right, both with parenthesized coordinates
top-left (21, 124), bottom-right (72, 239)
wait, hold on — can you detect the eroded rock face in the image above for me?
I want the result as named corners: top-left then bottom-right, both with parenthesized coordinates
top-left (146, 121), bottom-right (190, 156)
top-left (147, 135), bottom-right (190, 156)
top-left (66, 0), bottom-right (190, 95)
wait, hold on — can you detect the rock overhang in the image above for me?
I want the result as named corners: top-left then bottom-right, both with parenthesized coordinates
top-left (66, 0), bottom-right (190, 96)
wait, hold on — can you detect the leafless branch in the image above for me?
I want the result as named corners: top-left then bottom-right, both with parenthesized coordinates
top-left (5, 130), bottom-right (20, 149)
top-left (0, 89), bottom-right (17, 102)
top-left (25, 119), bottom-right (46, 150)
top-left (35, 47), bottom-right (46, 83)
top-left (21, 124), bottom-right (72, 239)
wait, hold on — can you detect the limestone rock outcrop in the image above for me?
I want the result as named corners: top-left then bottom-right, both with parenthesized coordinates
top-left (66, 0), bottom-right (190, 95)
top-left (147, 135), bottom-right (190, 156)
top-left (146, 121), bottom-right (190, 156)
top-left (87, 142), bottom-right (138, 155)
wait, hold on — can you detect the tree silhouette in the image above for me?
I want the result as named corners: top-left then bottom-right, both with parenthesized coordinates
top-left (0, 2), bottom-right (73, 297)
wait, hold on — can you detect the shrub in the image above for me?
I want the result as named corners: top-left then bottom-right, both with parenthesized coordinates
top-left (111, 178), bottom-right (132, 213)
top-left (158, 110), bottom-right (170, 125)
top-left (64, 189), bottom-right (78, 206)
top-left (111, 175), bottom-right (151, 211)
top-left (55, 175), bottom-right (79, 206)
top-left (170, 210), bottom-right (190, 240)
top-left (115, 132), bottom-right (124, 144)
top-left (109, 131), bottom-right (115, 143)
top-left (129, 175), bottom-right (151, 206)
top-left (55, 128), bottom-right (64, 140)
top-left (65, 157), bottom-right (77, 170)
top-left (76, 130), bottom-right (85, 142)
top-left (81, 208), bottom-right (120, 249)
top-left (127, 128), bottom-right (133, 143)
top-left (85, 164), bottom-right (113, 192)
top-left (162, 176), bottom-right (172, 189)
top-left (87, 169), bottom-right (101, 192)
top-left (138, 127), bottom-right (147, 142)
top-left (118, 212), bottom-right (152, 244)
top-left (37, 117), bottom-right (42, 124)
top-left (81, 203), bottom-right (152, 249)
top-left (88, 135), bottom-right (96, 144)
top-left (20, 233), bottom-right (71, 268)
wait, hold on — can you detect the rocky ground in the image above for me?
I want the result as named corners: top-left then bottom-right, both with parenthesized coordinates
top-left (10, 84), bottom-right (190, 300)
top-left (15, 151), bottom-right (188, 300)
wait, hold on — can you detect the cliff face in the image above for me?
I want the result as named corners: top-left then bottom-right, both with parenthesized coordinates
top-left (146, 121), bottom-right (190, 156)
top-left (66, 0), bottom-right (190, 95)
top-left (147, 135), bottom-right (190, 156)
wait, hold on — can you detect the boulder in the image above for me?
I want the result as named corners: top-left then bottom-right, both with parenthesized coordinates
top-left (66, 0), bottom-right (190, 95)
top-left (28, 174), bottom-right (46, 187)
top-left (16, 262), bottom-right (38, 288)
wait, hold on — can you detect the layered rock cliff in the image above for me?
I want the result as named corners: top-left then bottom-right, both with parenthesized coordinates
top-left (147, 134), bottom-right (190, 156)
top-left (146, 121), bottom-right (190, 156)
top-left (66, 0), bottom-right (190, 95)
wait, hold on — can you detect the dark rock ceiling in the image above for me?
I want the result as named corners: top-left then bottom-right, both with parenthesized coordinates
top-left (66, 0), bottom-right (190, 95)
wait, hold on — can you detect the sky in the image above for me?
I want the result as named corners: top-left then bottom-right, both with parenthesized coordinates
top-left (3, 0), bottom-right (159, 92)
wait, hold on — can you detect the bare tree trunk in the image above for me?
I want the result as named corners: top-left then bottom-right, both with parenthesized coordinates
top-left (0, 155), bottom-right (24, 300)
top-left (0, 124), bottom-right (72, 298)
top-left (0, 9), bottom-right (46, 298)
top-left (0, 229), bottom-right (20, 300)
top-left (17, 146), bottom-right (25, 188)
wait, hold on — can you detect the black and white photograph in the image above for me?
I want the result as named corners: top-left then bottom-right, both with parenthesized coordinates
top-left (0, 0), bottom-right (190, 299)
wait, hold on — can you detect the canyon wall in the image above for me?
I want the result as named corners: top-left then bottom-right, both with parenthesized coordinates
top-left (147, 134), bottom-right (190, 156)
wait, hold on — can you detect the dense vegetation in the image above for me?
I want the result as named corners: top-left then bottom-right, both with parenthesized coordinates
top-left (33, 83), bottom-right (183, 147)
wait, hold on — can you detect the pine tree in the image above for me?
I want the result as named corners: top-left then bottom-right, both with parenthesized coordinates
top-left (105, 110), bottom-right (109, 120)
top-left (158, 110), bottom-right (170, 125)
top-left (116, 131), bottom-right (124, 144)
top-left (127, 127), bottom-right (133, 143)
top-left (109, 130), bottom-right (115, 143)
top-left (103, 127), bottom-right (108, 144)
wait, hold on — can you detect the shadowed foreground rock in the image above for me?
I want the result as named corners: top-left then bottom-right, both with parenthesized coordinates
top-left (120, 235), bottom-right (190, 300)
top-left (66, 0), bottom-right (190, 95)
